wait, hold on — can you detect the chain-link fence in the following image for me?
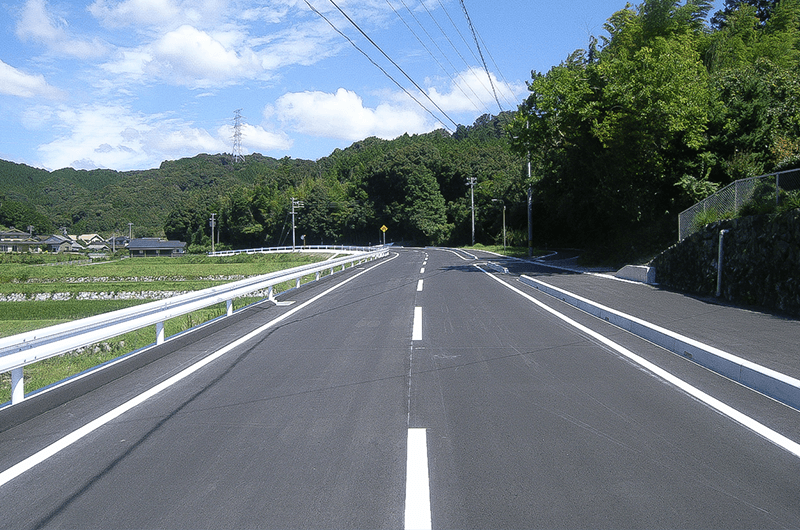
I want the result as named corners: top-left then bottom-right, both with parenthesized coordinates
top-left (678, 168), bottom-right (800, 241)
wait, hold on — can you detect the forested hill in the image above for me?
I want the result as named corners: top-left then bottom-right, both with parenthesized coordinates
top-left (5, 0), bottom-right (800, 261)
top-left (0, 153), bottom-right (269, 237)
top-left (0, 113), bottom-right (524, 249)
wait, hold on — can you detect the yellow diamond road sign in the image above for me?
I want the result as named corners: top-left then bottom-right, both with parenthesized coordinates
top-left (380, 225), bottom-right (388, 232)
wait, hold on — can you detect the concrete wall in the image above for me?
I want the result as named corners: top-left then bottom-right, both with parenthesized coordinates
top-left (651, 208), bottom-right (800, 317)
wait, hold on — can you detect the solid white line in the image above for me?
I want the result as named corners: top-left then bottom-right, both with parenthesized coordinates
top-left (417, 279), bottom-right (424, 292)
top-left (0, 254), bottom-right (398, 488)
top-left (477, 266), bottom-right (800, 459)
top-left (412, 307), bottom-right (422, 341)
top-left (405, 428), bottom-right (432, 530)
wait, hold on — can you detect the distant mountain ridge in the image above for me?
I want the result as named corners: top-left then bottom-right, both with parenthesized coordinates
top-left (0, 153), bottom-right (296, 237)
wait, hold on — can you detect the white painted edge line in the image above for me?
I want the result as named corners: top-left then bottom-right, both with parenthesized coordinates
top-left (477, 266), bottom-right (800, 459)
top-left (412, 307), bottom-right (423, 341)
top-left (520, 276), bottom-right (800, 389)
top-left (0, 253), bottom-right (398, 489)
top-left (405, 428), bottom-right (432, 530)
top-left (417, 280), bottom-right (424, 292)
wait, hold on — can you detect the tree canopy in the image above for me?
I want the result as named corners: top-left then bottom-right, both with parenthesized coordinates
top-left (508, 0), bottom-right (800, 258)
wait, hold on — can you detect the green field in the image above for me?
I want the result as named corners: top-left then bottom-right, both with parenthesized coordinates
top-left (0, 253), bottom-right (330, 404)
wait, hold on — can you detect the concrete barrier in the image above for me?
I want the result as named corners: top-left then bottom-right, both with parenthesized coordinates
top-left (519, 275), bottom-right (800, 411)
top-left (615, 265), bottom-right (656, 284)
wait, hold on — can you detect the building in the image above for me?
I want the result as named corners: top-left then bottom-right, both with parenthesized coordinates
top-left (41, 234), bottom-right (74, 253)
top-left (128, 238), bottom-right (186, 257)
top-left (0, 228), bottom-right (41, 253)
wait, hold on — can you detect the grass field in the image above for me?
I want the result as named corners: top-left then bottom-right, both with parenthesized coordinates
top-left (0, 252), bottom-right (330, 404)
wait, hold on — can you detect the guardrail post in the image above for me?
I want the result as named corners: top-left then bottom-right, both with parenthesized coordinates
top-left (11, 367), bottom-right (24, 404)
top-left (156, 321), bottom-right (165, 345)
top-left (316, 271), bottom-right (321, 281)
top-left (296, 277), bottom-right (301, 288)
top-left (226, 299), bottom-right (233, 316)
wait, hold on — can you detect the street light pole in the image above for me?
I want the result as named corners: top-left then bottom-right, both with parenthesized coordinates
top-left (209, 213), bottom-right (216, 254)
top-left (291, 197), bottom-right (304, 251)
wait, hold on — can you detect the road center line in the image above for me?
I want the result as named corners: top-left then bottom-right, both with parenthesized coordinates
top-left (412, 307), bottom-right (422, 341)
top-left (420, 267), bottom-right (425, 274)
top-left (0, 253), bottom-right (398, 488)
top-left (477, 265), bottom-right (800, 459)
top-left (405, 428), bottom-right (432, 530)
top-left (417, 279), bottom-right (424, 292)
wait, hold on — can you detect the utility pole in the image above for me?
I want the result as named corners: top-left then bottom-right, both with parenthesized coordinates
top-left (209, 213), bottom-right (216, 254)
top-left (492, 199), bottom-right (506, 249)
top-left (526, 121), bottom-right (533, 257)
top-left (128, 222), bottom-right (133, 240)
top-left (467, 177), bottom-right (477, 245)
top-left (290, 198), bottom-right (304, 251)
top-left (527, 151), bottom-right (532, 257)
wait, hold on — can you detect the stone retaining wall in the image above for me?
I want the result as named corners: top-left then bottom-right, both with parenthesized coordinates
top-left (651, 209), bottom-right (800, 317)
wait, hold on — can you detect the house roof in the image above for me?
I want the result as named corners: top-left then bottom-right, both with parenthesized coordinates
top-left (128, 238), bottom-right (186, 250)
top-left (0, 228), bottom-right (32, 240)
top-left (42, 235), bottom-right (71, 244)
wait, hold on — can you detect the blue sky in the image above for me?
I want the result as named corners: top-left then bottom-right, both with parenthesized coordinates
top-left (0, 0), bottom-right (725, 171)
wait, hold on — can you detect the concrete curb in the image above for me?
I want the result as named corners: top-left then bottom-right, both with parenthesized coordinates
top-left (615, 265), bottom-right (656, 284)
top-left (519, 275), bottom-right (800, 411)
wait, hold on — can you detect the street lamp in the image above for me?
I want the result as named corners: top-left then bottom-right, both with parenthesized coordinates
top-left (492, 199), bottom-right (506, 249)
top-left (209, 213), bottom-right (216, 253)
top-left (290, 197), bottom-right (304, 251)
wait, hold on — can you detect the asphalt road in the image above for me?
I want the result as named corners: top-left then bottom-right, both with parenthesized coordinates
top-left (1, 248), bottom-right (799, 529)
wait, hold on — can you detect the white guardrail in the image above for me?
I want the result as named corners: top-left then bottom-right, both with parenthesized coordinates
top-left (208, 244), bottom-right (377, 257)
top-left (1, 248), bottom-right (390, 406)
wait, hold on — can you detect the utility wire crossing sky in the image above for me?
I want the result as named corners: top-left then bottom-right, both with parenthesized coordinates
top-left (0, 0), bottom-right (725, 171)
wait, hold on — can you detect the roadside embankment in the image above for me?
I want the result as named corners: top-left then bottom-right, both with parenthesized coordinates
top-left (651, 209), bottom-right (800, 317)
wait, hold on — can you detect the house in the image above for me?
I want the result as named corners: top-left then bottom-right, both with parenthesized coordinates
top-left (41, 234), bottom-right (73, 253)
top-left (128, 238), bottom-right (186, 257)
top-left (0, 228), bottom-right (41, 253)
top-left (107, 236), bottom-right (130, 250)
top-left (87, 242), bottom-right (110, 252)
top-left (78, 234), bottom-right (104, 245)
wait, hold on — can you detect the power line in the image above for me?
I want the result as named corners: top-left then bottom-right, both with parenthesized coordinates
top-left (321, 0), bottom-right (459, 130)
top-left (457, 0), bottom-right (503, 111)
top-left (303, 0), bottom-right (454, 131)
top-left (385, 0), bottom-right (490, 115)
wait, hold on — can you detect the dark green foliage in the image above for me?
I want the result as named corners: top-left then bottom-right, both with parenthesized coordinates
top-left (509, 0), bottom-right (800, 260)
top-left (1, 112), bottom-right (526, 250)
top-left (0, 194), bottom-right (55, 234)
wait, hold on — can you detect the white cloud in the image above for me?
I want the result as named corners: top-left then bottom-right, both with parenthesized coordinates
top-left (428, 67), bottom-right (526, 113)
top-left (0, 60), bottom-right (62, 99)
top-left (149, 25), bottom-right (247, 86)
top-left (32, 103), bottom-right (294, 170)
top-left (274, 88), bottom-right (436, 141)
top-left (16, 0), bottom-right (107, 58)
top-left (91, 0), bottom-right (241, 29)
top-left (101, 24), bottom-right (269, 88)
top-left (215, 122), bottom-right (293, 153)
top-left (34, 104), bottom-right (239, 170)
top-left (88, 0), bottom-right (182, 27)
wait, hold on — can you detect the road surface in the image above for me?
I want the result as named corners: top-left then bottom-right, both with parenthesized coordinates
top-left (1, 248), bottom-right (798, 529)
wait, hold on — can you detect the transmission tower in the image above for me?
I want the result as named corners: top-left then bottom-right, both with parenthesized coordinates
top-left (232, 109), bottom-right (244, 164)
